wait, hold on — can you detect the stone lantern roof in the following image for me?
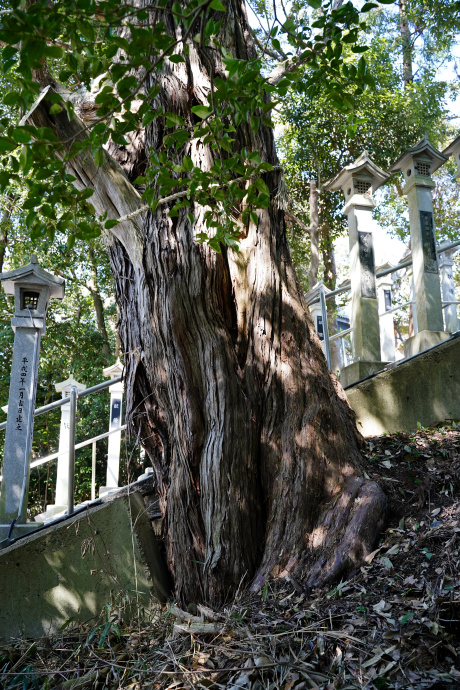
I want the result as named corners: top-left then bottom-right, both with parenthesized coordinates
top-left (0, 255), bottom-right (65, 300)
top-left (55, 374), bottom-right (86, 396)
top-left (103, 358), bottom-right (124, 379)
top-left (324, 151), bottom-right (390, 195)
top-left (389, 135), bottom-right (447, 177)
top-left (442, 134), bottom-right (460, 178)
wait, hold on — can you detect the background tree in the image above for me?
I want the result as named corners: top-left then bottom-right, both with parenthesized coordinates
top-left (278, 2), bottom-right (455, 294)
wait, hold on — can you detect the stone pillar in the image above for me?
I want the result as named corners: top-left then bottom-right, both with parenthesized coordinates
top-left (390, 136), bottom-right (450, 357)
top-left (39, 375), bottom-right (86, 519)
top-left (377, 269), bottom-right (396, 362)
top-left (439, 250), bottom-right (458, 333)
top-left (324, 152), bottom-right (389, 386)
top-left (99, 359), bottom-right (124, 496)
top-left (0, 256), bottom-right (64, 542)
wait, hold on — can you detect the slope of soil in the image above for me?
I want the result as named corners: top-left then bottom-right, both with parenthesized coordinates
top-left (1, 424), bottom-right (459, 689)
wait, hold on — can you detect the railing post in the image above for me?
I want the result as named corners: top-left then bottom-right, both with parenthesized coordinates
top-left (36, 375), bottom-right (86, 521)
top-left (91, 441), bottom-right (96, 501)
top-left (100, 359), bottom-right (124, 496)
top-left (439, 249), bottom-right (459, 333)
top-left (67, 386), bottom-right (77, 515)
top-left (377, 269), bottom-right (396, 362)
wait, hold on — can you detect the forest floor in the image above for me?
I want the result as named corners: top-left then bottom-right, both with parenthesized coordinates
top-left (1, 424), bottom-right (460, 689)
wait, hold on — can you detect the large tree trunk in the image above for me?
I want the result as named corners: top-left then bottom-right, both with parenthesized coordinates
top-left (27, 0), bottom-right (386, 607)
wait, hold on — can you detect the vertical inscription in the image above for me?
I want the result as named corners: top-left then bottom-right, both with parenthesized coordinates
top-left (110, 398), bottom-right (122, 428)
top-left (384, 289), bottom-right (392, 312)
top-left (419, 211), bottom-right (438, 274)
top-left (358, 231), bottom-right (377, 298)
top-left (15, 357), bottom-right (28, 431)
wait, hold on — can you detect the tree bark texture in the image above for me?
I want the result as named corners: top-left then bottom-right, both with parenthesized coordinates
top-left (28, 0), bottom-right (386, 606)
top-left (399, 0), bottom-right (414, 88)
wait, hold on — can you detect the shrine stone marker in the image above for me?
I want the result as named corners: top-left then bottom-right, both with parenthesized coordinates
top-left (0, 256), bottom-right (64, 543)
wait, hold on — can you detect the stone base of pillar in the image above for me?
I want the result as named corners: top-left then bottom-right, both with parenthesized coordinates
top-left (341, 360), bottom-right (388, 388)
top-left (404, 330), bottom-right (451, 358)
top-left (99, 486), bottom-right (119, 497)
top-left (0, 522), bottom-right (42, 543)
top-left (33, 504), bottom-right (68, 522)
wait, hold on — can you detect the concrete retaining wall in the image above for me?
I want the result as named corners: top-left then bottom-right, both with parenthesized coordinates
top-left (0, 491), bottom-right (171, 640)
top-left (345, 334), bottom-right (460, 436)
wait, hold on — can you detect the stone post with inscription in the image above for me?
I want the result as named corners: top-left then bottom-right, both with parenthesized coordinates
top-left (99, 359), bottom-right (124, 496)
top-left (0, 256), bottom-right (64, 541)
top-left (325, 152), bottom-right (389, 386)
top-left (390, 136), bottom-right (450, 356)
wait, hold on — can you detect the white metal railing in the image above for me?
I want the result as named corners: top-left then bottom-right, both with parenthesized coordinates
top-left (0, 375), bottom-right (124, 517)
top-left (307, 239), bottom-right (460, 372)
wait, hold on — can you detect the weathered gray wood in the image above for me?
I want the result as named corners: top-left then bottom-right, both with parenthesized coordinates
top-left (25, 91), bottom-right (145, 275)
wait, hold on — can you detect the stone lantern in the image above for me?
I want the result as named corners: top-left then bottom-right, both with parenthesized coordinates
top-left (0, 256), bottom-right (65, 541)
top-left (443, 133), bottom-right (460, 179)
top-left (390, 136), bottom-right (449, 356)
top-left (324, 152), bottom-right (389, 386)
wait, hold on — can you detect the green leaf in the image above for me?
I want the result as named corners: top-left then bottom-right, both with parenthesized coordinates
top-left (400, 612), bottom-right (414, 625)
top-left (11, 128), bottom-right (30, 144)
top-left (3, 91), bottom-right (20, 106)
top-left (361, 2), bottom-right (378, 10)
top-left (169, 54), bottom-right (185, 63)
top-left (80, 188), bottom-right (95, 200)
top-left (254, 178), bottom-right (269, 195)
top-left (307, 0), bottom-right (322, 8)
top-left (49, 103), bottom-right (63, 115)
top-left (209, 0), bottom-right (225, 11)
top-left (191, 105), bottom-right (212, 119)
top-left (165, 111), bottom-right (186, 126)
top-left (105, 219), bottom-right (119, 229)
top-left (19, 145), bottom-right (31, 171)
top-left (182, 155), bottom-right (193, 172)
top-left (45, 45), bottom-right (64, 59)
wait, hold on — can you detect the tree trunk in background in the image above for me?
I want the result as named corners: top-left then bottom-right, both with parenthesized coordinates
top-left (28, 0), bottom-right (386, 607)
top-left (322, 228), bottom-right (342, 374)
top-left (0, 197), bottom-right (14, 273)
top-left (399, 0), bottom-right (413, 88)
top-left (88, 248), bottom-right (112, 359)
top-left (308, 180), bottom-right (320, 289)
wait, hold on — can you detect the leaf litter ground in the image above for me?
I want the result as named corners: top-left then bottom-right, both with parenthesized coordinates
top-left (1, 424), bottom-right (460, 689)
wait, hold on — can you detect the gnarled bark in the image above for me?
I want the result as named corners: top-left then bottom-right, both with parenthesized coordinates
top-left (27, 0), bottom-right (386, 607)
